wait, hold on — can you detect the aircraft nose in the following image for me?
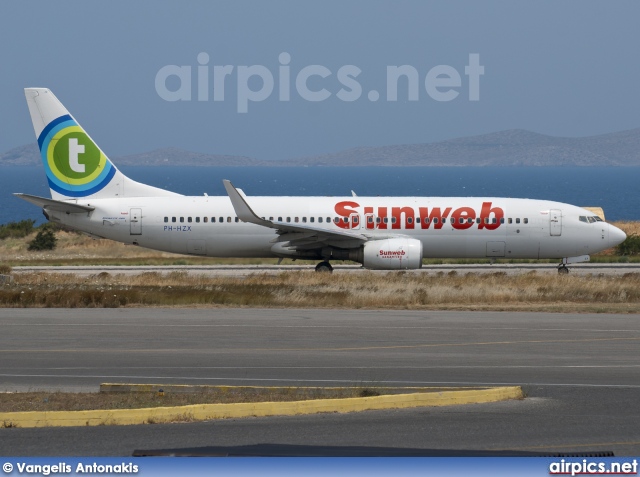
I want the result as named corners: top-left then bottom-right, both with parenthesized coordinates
top-left (608, 224), bottom-right (627, 247)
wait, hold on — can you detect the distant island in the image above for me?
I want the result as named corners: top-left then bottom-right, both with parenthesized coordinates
top-left (3, 128), bottom-right (640, 167)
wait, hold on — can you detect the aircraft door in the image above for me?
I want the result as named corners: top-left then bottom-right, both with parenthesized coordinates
top-left (349, 213), bottom-right (361, 230)
top-left (550, 209), bottom-right (562, 236)
top-left (130, 208), bottom-right (142, 235)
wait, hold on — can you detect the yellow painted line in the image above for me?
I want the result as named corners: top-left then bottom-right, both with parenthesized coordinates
top-left (0, 336), bottom-right (639, 353)
top-left (0, 386), bottom-right (522, 428)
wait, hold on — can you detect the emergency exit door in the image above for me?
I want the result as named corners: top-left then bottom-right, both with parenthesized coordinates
top-left (550, 209), bottom-right (562, 236)
top-left (130, 208), bottom-right (142, 235)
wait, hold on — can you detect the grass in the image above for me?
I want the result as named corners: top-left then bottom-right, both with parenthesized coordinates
top-left (0, 387), bottom-right (449, 413)
top-left (2, 269), bottom-right (640, 312)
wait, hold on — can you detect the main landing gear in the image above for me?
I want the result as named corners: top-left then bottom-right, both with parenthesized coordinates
top-left (315, 261), bottom-right (333, 273)
top-left (557, 264), bottom-right (569, 275)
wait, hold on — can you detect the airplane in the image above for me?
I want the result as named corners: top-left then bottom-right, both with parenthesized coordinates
top-left (16, 88), bottom-right (627, 274)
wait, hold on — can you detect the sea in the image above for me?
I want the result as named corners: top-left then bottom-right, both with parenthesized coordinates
top-left (2, 166), bottom-right (639, 225)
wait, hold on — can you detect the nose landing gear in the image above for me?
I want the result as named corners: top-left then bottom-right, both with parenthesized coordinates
top-left (557, 255), bottom-right (590, 274)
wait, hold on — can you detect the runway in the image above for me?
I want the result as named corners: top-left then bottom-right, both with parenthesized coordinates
top-left (1, 308), bottom-right (639, 455)
top-left (13, 262), bottom-right (640, 277)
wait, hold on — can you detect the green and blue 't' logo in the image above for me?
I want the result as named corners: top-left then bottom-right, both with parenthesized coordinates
top-left (37, 115), bottom-right (115, 197)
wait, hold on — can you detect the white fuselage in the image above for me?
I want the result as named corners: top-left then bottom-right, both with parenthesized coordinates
top-left (47, 195), bottom-right (622, 260)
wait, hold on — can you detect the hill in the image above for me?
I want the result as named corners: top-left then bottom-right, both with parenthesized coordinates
top-left (280, 128), bottom-right (640, 167)
top-left (0, 144), bottom-right (265, 167)
top-left (3, 128), bottom-right (640, 167)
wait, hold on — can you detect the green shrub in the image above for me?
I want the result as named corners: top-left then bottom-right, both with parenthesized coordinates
top-left (28, 228), bottom-right (57, 251)
top-left (0, 220), bottom-right (36, 240)
top-left (616, 234), bottom-right (640, 256)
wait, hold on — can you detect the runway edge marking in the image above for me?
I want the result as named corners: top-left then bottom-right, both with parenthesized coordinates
top-left (0, 386), bottom-right (523, 428)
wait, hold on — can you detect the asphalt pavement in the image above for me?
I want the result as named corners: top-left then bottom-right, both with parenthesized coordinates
top-left (0, 308), bottom-right (639, 456)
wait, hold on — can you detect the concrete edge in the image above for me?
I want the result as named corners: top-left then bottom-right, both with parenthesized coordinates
top-left (0, 386), bottom-right (523, 428)
top-left (99, 383), bottom-right (469, 393)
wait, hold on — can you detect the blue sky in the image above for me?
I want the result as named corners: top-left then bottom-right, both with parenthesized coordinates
top-left (2, 1), bottom-right (640, 160)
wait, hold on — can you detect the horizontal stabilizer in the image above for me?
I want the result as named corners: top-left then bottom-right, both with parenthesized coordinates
top-left (14, 193), bottom-right (95, 213)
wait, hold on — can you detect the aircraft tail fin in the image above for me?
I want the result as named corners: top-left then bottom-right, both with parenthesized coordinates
top-left (24, 88), bottom-right (180, 200)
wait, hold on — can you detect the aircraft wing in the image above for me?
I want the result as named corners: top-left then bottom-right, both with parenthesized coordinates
top-left (14, 193), bottom-right (95, 213)
top-left (223, 180), bottom-right (372, 246)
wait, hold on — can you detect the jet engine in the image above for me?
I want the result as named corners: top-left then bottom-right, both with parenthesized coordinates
top-left (341, 238), bottom-right (423, 270)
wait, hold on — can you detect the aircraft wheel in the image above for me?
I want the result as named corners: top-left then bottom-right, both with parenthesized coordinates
top-left (557, 265), bottom-right (569, 275)
top-left (315, 261), bottom-right (333, 273)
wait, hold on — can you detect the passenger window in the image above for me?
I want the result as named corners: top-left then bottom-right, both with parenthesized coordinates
top-left (492, 218), bottom-right (497, 224)
top-left (334, 217), bottom-right (339, 224)
top-left (407, 217), bottom-right (413, 224)
top-left (172, 217), bottom-right (176, 223)
top-left (204, 217), bottom-right (208, 223)
top-left (318, 217), bottom-right (323, 223)
top-left (442, 218), bottom-right (447, 224)
top-left (235, 217), bottom-right (239, 223)
top-left (310, 217), bottom-right (315, 223)
top-left (278, 217), bottom-right (283, 222)
top-left (188, 217), bottom-right (192, 223)
top-left (302, 217), bottom-right (307, 223)
top-left (195, 217), bottom-right (200, 223)
top-left (367, 216), bottom-right (373, 224)
top-left (424, 218), bottom-right (430, 224)
top-left (433, 218), bottom-right (438, 224)
top-left (227, 217), bottom-right (231, 223)
top-left (219, 217), bottom-right (223, 223)
top-left (295, 217), bottom-right (299, 223)
top-left (500, 218), bottom-right (505, 224)
top-left (353, 216), bottom-right (359, 224)
top-left (269, 217), bottom-right (274, 221)
top-left (468, 218), bottom-right (473, 224)
top-left (484, 218), bottom-right (489, 224)
top-left (180, 217), bottom-right (184, 223)
top-left (377, 217), bottom-right (382, 224)
top-left (287, 217), bottom-right (291, 223)
top-left (164, 217), bottom-right (168, 223)
top-left (391, 217), bottom-right (396, 224)
top-left (327, 217), bottom-right (331, 223)
top-left (523, 218), bottom-right (528, 224)
top-left (508, 218), bottom-right (512, 224)
top-left (516, 218), bottom-right (520, 224)
top-left (383, 218), bottom-right (388, 224)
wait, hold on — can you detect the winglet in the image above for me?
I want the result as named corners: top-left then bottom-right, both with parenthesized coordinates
top-left (222, 180), bottom-right (271, 227)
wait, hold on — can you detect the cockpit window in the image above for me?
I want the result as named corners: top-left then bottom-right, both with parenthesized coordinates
top-left (580, 215), bottom-right (604, 223)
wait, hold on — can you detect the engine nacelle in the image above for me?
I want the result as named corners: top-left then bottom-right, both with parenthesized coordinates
top-left (359, 238), bottom-right (423, 270)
